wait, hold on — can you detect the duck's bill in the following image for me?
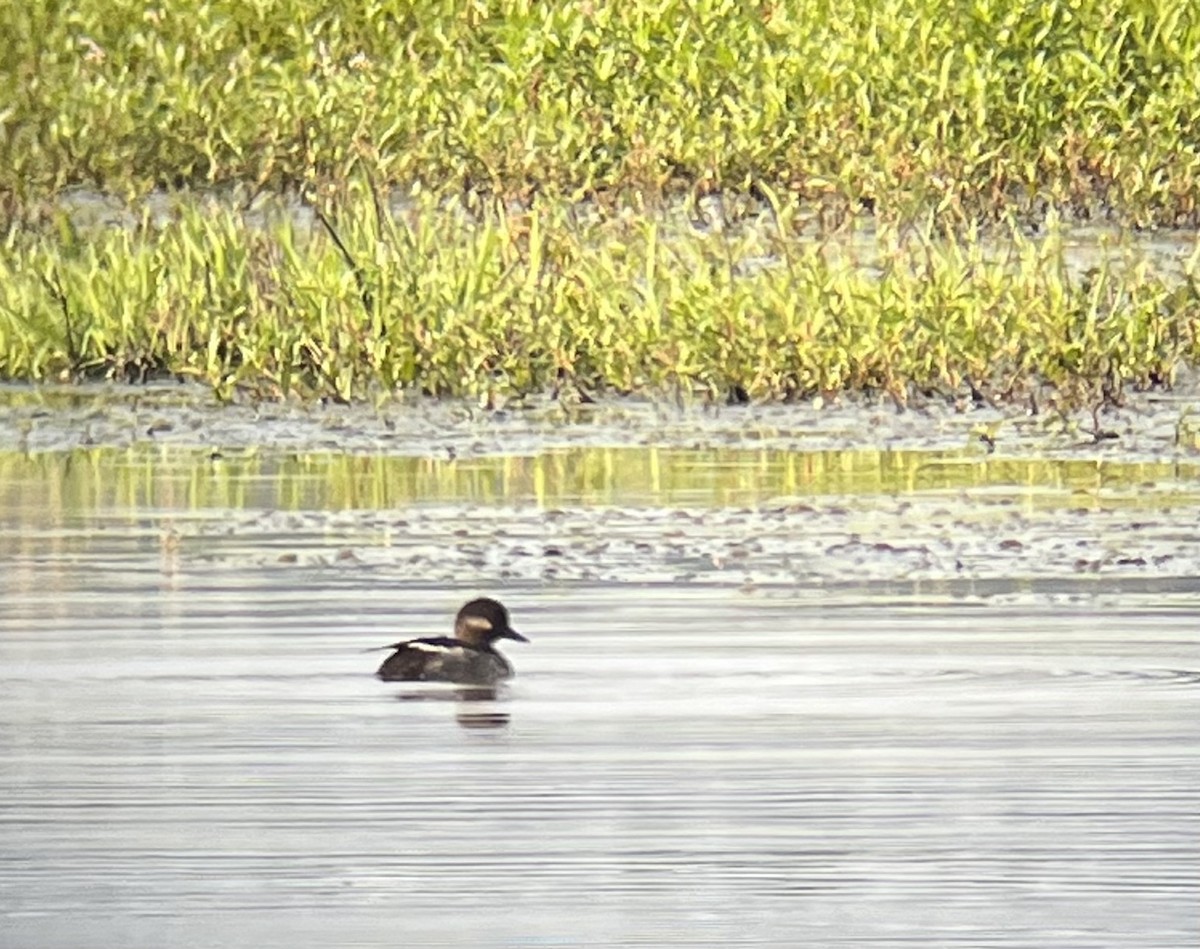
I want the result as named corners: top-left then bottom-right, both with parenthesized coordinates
top-left (502, 629), bottom-right (530, 643)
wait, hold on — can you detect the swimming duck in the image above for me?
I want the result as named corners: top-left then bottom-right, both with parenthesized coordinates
top-left (375, 598), bottom-right (529, 685)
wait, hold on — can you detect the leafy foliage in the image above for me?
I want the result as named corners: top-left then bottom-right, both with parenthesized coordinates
top-left (1, 186), bottom-right (1195, 406)
top-left (2, 0), bottom-right (1199, 222)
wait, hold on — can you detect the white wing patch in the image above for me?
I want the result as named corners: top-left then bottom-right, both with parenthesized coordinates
top-left (408, 641), bottom-right (451, 653)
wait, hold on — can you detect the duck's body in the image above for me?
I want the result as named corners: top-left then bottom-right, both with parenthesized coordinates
top-left (376, 635), bottom-right (518, 684)
top-left (375, 598), bottom-right (528, 685)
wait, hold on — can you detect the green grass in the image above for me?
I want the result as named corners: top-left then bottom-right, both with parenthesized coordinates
top-left (2, 184), bottom-right (1196, 407)
top-left (3, 0), bottom-right (1200, 222)
top-left (3, 1), bottom-right (1200, 406)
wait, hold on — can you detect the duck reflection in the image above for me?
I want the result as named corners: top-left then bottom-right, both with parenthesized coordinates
top-left (393, 685), bottom-right (511, 729)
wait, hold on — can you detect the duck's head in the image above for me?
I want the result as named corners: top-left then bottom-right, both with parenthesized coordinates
top-left (455, 597), bottom-right (529, 648)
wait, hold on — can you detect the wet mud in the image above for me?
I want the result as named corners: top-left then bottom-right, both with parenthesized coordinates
top-left (1, 382), bottom-right (1198, 602)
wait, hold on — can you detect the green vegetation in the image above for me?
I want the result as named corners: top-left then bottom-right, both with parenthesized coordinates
top-left (2, 1), bottom-right (1199, 406)
top-left (4, 0), bottom-right (1200, 219)
top-left (2, 185), bottom-right (1196, 406)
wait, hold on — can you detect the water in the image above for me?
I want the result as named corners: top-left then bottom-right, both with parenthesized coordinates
top-left (2, 444), bottom-right (1198, 948)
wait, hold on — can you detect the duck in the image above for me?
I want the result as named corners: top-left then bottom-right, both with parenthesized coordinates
top-left (374, 598), bottom-right (529, 685)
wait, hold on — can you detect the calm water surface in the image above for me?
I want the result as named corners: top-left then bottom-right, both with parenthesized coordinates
top-left (2, 446), bottom-right (1198, 948)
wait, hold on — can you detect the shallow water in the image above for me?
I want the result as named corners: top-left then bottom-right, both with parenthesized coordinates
top-left (2, 436), bottom-right (1199, 948)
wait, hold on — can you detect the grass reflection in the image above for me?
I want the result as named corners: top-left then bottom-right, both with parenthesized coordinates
top-left (1, 445), bottom-right (1197, 523)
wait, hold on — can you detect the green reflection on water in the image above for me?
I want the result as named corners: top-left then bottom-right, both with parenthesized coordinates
top-left (1, 445), bottom-right (1197, 522)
